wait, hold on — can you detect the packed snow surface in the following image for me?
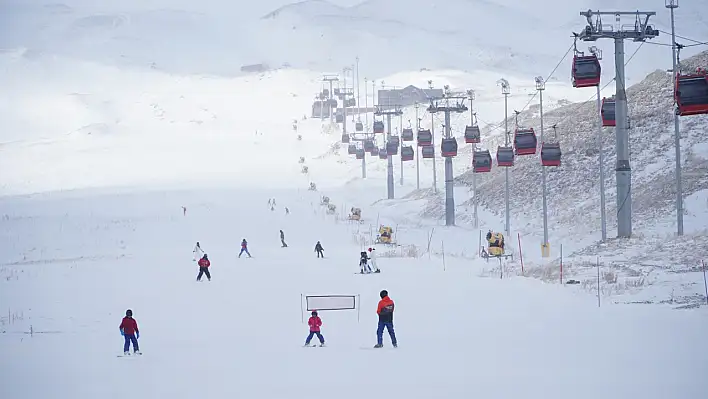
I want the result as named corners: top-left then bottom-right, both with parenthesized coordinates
top-left (1, 189), bottom-right (707, 399)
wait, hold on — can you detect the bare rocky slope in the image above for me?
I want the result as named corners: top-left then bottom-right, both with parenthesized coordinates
top-left (451, 50), bottom-right (708, 236)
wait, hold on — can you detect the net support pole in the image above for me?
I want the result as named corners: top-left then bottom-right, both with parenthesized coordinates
top-left (357, 294), bottom-right (361, 323)
top-left (300, 294), bottom-right (304, 323)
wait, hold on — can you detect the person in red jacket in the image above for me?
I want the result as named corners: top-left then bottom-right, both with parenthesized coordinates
top-left (374, 290), bottom-right (397, 348)
top-left (119, 309), bottom-right (140, 355)
top-left (304, 310), bottom-right (325, 347)
top-left (197, 254), bottom-right (211, 281)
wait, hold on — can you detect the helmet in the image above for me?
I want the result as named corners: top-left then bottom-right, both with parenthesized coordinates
top-left (311, 310), bottom-right (318, 316)
top-left (379, 290), bottom-right (388, 298)
top-left (126, 309), bottom-right (133, 317)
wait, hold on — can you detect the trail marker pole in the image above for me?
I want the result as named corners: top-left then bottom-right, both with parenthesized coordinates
top-left (560, 244), bottom-right (564, 285)
top-left (702, 260), bottom-right (707, 306)
top-left (441, 241), bottom-right (446, 271)
top-left (518, 233), bottom-right (524, 275)
top-left (478, 230), bottom-right (482, 258)
top-left (357, 294), bottom-right (361, 323)
top-left (597, 257), bottom-right (601, 307)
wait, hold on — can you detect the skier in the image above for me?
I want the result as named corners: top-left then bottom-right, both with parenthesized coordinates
top-left (367, 248), bottom-right (380, 273)
top-left (239, 239), bottom-right (252, 258)
top-left (119, 309), bottom-right (141, 355)
top-left (280, 230), bottom-right (288, 248)
top-left (359, 251), bottom-right (372, 274)
top-left (197, 254), bottom-right (211, 281)
top-left (314, 241), bottom-right (324, 258)
top-left (304, 310), bottom-right (326, 347)
top-left (285, 207), bottom-right (290, 215)
top-left (193, 241), bottom-right (205, 261)
top-left (374, 290), bottom-right (397, 348)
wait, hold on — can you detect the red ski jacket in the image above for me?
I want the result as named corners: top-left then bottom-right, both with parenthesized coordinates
top-left (376, 296), bottom-right (394, 323)
top-left (120, 317), bottom-right (139, 335)
top-left (198, 258), bottom-right (210, 268)
top-left (308, 316), bottom-right (322, 332)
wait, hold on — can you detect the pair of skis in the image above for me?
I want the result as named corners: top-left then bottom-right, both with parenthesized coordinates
top-left (117, 352), bottom-right (142, 357)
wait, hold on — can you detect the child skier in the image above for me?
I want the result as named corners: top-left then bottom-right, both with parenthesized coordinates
top-left (314, 241), bottom-right (324, 258)
top-left (367, 248), bottom-right (380, 273)
top-left (197, 254), bottom-right (211, 281)
top-left (359, 251), bottom-right (372, 274)
top-left (304, 310), bottom-right (325, 347)
top-left (193, 241), bottom-right (204, 261)
top-left (119, 309), bottom-right (141, 355)
top-left (239, 239), bottom-right (252, 258)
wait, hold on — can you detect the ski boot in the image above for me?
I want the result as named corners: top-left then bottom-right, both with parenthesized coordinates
top-left (373, 344), bottom-right (383, 348)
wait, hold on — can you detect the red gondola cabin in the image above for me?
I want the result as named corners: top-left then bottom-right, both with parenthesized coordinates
top-left (464, 125), bottom-right (481, 144)
top-left (496, 146), bottom-right (514, 167)
top-left (417, 129), bottom-right (433, 146)
top-left (601, 97), bottom-right (616, 126)
top-left (472, 150), bottom-right (492, 173)
top-left (513, 128), bottom-right (537, 155)
top-left (441, 138), bottom-right (458, 157)
top-left (540, 143), bottom-right (561, 167)
top-left (572, 55), bottom-right (601, 88)
top-left (401, 146), bottom-right (414, 161)
top-left (675, 71), bottom-right (708, 116)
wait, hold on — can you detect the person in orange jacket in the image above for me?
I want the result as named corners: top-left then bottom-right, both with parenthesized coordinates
top-left (374, 290), bottom-right (397, 348)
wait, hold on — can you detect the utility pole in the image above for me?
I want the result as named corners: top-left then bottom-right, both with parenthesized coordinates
top-left (415, 103), bottom-right (421, 190)
top-left (467, 89), bottom-right (479, 228)
top-left (322, 75), bottom-right (339, 124)
top-left (355, 57), bottom-right (361, 125)
top-left (342, 67), bottom-right (349, 138)
top-left (428, 86), bottom-right (468, 226)
top-left (399, 116), bottom-right (404, 186)
top-left (499, 79), bottom-right (511, 236)
top-left (428, 80), bottom-right (438, 193)
top-left (578, 10), bottom-right (659, 238)
top-left (667, 0), bottom-right (684, 236)
top-left (536, 76), bottom-right (550, 256)
top-left (589, 46), bottom-right (607, 242)
top-left (350, 134), bottom-right (369, 178)
top-left (365, 77), bottom-right (369, 128)
top-left (375, 105), bottom-right (403, 199)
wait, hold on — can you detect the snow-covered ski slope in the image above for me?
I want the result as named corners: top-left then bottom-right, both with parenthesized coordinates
top-left (2, 188), bottom-right (707, 399)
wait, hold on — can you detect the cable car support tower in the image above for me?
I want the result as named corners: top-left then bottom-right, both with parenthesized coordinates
top-left (577, 10), bottom-right (659, 238)
top-left (498, 79), bottom-right (511, 236)
top-left (427, 87), bottom-right (468, 226)
top-left (375, 105), bottom-right (403, 199)
top-left (667, 0), bottom-right (683, 236)
top-left (322, 75), bottom-right (339, 124)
